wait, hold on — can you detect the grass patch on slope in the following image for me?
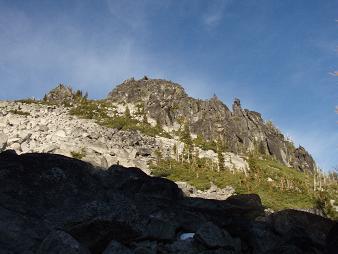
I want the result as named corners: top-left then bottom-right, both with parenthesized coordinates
top-left (69, 100), bottom-right (171, 138)
top-left (150, 156), bottom-right (338, 216)
top-left (9, 109), bottom-right (30, 116)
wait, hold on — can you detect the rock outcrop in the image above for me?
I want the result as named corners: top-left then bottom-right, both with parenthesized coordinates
top-left (176, 181), bottom-right (236, 200)
top-left (107, 78), bottom-right (316, 172)
top-left (0, 151), bottom-right (335, 254)
top-left (0, 78), bottom-right (316, 172)
top-left (44, 84), bottom-right (77, 105)
top-left (0, 100), bottom-right (249, 173)
top-left (0, 132), bottom-right (7, 152)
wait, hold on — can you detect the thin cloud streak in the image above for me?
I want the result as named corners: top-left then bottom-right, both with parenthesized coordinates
top-left (0, 4), bottom-right (164, 99)
top-left (203, 0), bottom-right (232, 27)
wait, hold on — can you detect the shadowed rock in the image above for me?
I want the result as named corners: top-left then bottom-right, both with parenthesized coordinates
top-left (0, 151), bottom-right (333, 253)
top-left (37, 230), bottom-right (91, 254)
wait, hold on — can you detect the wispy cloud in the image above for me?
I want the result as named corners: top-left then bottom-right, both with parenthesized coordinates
top-left (0, 3), bottom-right (166, 99)
top-left (105, 0), bottom-right (169, 31)
top-left (203, 0), bottom-right (232, 27)
top-left (105, 0), bottom-right (149, 30)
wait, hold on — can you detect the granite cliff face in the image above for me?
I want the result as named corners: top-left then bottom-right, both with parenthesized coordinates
top-left (107, 78), bottom-right (316, 172)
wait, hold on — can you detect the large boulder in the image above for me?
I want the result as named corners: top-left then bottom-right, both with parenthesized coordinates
top-left (194, 222), bottom-right (236, 249)
top-left (37, 230), bottom-right (90, 254)
top-left (102, 240), bottom-right (133, 254)
top-left (264, 209), bottom-right (334, 253)
top-left (0, 151), bottom-right (334, 253)
top-left (326, 222), bottom-right (338, 254)
top-left (0, 132), bottom-right (8, 152)
top-left (266, 209), bottom-right (333, 246)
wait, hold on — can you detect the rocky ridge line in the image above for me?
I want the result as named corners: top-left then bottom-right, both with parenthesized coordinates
top-left (107, 77), bottom-right (316, 172)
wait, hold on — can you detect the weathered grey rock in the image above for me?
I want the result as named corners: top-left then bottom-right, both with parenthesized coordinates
top-left (266, 209), bottom-right (334, 247)
top-left (38, 124), bottom-right (49, 132)
top-left (87, 141), bottom-right (108, 154)
top-left (194, 222), bottom-right (234, 249)
top-left (18, 131), bottom-right (32, 143)
top-left (0, 132), bottom-right (8, 151)
top-left (0, 117), bottom-right (8, 127)
top-left (54, 129), bottom-right (67, 138)
top-left (326, 222), bottom-right (338, 254)
top-left (83, 154), bottom-right (108, 168)
top-left (163, 240), bottom-right (197, 254)
top-left (132, 241), bottom-right (158, 254)
top-left (176, 181), bottom-right (235, 200)
top-left (37, 230), bottom-right (90, 254)
top-left (143, 218), bottom-right (177, 241)
top-left (45, 84), bottom-right (77, 105)
top-left (9, 142), bottom-right (21, 151)
top-left (20, 141), bottom-right (30, 153)
top-left (8, 117), bottom-right (21, 126)
top-left (0, 100), bottom-right (253, 173)
top-left (106, 78), bottom-right (316, 172)
top-left (42, 144), bottom-right (60, 153)
top-left (176, 181), bottom-right (197, 196)
top-left (102, 240), bottom-right (133, 254)
top-left (293, 146), bottom-right (316, 172)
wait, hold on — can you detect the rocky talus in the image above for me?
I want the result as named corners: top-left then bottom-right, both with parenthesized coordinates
top-left (0, 100), bottom-right (249, 174)
top-left (107, 78), bottom-right (316, 172)
top-left (0, 150), bottom-right (336, 254)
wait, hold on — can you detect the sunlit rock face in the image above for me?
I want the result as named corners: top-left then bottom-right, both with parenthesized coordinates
top-left (107, 77), bottom-right (316, 172)
top-left (0, 99), bottom-right (248, 174)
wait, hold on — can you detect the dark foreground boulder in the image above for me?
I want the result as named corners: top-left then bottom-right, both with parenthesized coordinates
top-left (37, 230), bottom-right (91, 254)
top-left (0, 151), bottom-right (335, 254)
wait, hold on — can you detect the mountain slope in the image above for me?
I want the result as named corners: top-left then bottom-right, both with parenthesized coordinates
top-left (2, 78), bottom-right (334, 214)
top-left (106, 77), bottom-right (316, 172)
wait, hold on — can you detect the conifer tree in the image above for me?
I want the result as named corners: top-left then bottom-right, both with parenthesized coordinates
top-left (180, 123), bottom-right (192, 146)
top-left (216, 139), bottom-right (225, 171)
top-left (124, 106), bottom-right (131, 118)
top-left (142, 113), bottom-right (148, 124)
top-left (180, 123), bottom-right (193, 162)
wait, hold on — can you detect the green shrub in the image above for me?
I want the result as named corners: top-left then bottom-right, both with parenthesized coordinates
top-left (16, 98), bottom-right (53, 106)
top-left (150, 155), bottom-right (337, 215)
top-left (69, 100), bottom-right (172, 138)
top-left (70, 149), bottom-right (86, 160)
top-left (9, 109), bottom-right (30, 116)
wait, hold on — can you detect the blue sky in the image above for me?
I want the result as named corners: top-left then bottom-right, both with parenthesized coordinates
top-left (0, 0), bottom-right (337, 170)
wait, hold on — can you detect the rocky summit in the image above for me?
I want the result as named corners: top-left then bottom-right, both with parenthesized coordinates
top-left (0, 78), bottom-right (315, 174)
top-left (107, 78), bottom-right (315, 172)
top-left (0, 150), bottom-right (336, 254)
